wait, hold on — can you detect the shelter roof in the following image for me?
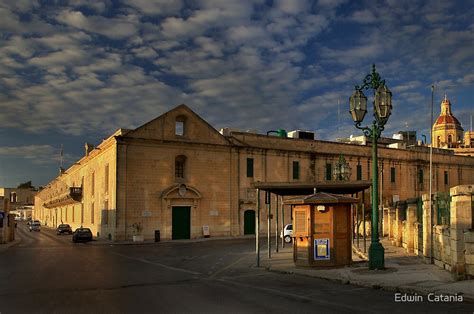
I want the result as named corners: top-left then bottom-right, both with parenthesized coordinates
top-left (251, 181), bottom-right (371, 196)
top-left (284, 192), bottom-right (359, 205)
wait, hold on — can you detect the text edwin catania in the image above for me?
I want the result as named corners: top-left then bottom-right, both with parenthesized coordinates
top-left (395, 293), bottom-right (463, 302)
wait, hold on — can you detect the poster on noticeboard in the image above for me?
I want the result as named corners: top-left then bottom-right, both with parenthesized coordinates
top-left (314, 238), bottom-right (330, 260)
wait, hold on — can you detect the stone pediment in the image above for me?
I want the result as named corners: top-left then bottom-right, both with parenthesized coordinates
top-left (127, 104), bottom-right (230, 146)
top-left (161, 184), bottom-right (202, 200)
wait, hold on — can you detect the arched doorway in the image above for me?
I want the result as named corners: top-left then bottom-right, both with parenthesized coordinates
top-left (244, 210), bottom-right (255, 235)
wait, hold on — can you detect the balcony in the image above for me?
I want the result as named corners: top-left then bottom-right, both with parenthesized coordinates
top-left (43, 187), bottom-right (82, 208)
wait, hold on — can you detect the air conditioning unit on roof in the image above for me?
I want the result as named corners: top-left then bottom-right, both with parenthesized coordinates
top-left (288, 130), bottom-right (315, 140)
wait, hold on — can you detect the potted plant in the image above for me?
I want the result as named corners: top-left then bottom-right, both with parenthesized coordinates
top-left (131, 222), bottom-right (144, 242)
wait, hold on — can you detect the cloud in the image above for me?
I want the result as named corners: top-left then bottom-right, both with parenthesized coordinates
top-left (0, 145), bottom-right (76, 165)
top-left (349, 9), bottom-right (376, 24)
top-left (124, 0), bottom-right (183, 15)
top-left (56, 10), bottom-right (139, 39)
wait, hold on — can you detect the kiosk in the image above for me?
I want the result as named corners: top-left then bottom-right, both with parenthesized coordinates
top-left (285, 192), bottom-right (358, 267)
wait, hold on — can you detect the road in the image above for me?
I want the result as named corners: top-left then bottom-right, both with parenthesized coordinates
top-left (0, 223), bottom-right (472, 313)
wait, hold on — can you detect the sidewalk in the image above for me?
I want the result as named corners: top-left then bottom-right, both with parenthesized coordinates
top-left (261, 238), bottom-right (474, 302)
top-left (0, 238), bottom-right (21, 251)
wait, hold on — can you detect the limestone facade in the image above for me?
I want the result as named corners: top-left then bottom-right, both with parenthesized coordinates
top-left (34, 105), bottom-right (474, 241)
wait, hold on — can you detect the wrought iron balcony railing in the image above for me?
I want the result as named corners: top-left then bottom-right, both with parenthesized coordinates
top-left (43, 187), bottom-right (82, 208)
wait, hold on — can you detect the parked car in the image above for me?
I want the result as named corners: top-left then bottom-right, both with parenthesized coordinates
top-left (280, 224), bottom-right (293, 243)
top-left (72, 228), bottom-right (93, 243)
top-left (29, 221), bottom-right (41, 232)
top-left (57, 224), bottom-right (73, 235)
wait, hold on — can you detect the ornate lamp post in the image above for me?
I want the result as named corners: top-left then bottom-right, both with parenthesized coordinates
top-left (349, 64), bottom-right (392, 270)
top-left (333, 155), bottom-right (351, 181)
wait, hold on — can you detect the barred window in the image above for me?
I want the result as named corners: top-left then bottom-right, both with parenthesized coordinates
top-left (175, 155), bottom-right (186, 178)
top-left (357, 165), bottom-right (362, 180)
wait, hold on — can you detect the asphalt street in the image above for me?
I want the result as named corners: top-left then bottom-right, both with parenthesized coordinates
top-left (0, 223), bottom-right (472, 313)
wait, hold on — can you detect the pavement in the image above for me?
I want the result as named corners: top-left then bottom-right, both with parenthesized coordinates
top-left (260, 238), bottom-right (474, 302)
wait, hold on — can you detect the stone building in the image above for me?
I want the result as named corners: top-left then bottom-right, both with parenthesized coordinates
top-left (0, 187), bottom-right (35, 211)
top-left (34, 105), bottom-right (474, 241)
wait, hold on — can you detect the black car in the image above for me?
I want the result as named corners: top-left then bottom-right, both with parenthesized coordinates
top-left (72, 228), bottom-right (93, 243)
top-left (57, 224), bottom-right (73, 235)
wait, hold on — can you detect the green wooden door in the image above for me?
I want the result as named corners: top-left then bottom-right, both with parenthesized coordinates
top-left (244, 210), bottom-right (255, 235)
top-left (172, 206), bottom-right (191, 240)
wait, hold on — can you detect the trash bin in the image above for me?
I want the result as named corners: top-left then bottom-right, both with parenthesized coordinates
top-left (154, 230), bottom-right (160, 242)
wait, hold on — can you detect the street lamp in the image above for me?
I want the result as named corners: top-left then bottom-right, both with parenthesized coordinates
top-left (349, 64), bottom-right (392, 270)
top-left (333, 154), bottom-right (351, 181)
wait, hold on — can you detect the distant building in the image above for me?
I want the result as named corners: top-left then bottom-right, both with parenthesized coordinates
top-left (432, 95), bottom-right (464, 148)
top-left (0, 187), bottom-right (35, 210)
top-left (34, 105), bottom-right (474, 241)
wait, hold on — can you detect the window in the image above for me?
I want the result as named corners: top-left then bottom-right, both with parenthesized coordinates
top-left (91, 171), bottom-right (95, 196)
top-left (175, 115), bottom-right (186, 136)
top-left (444, 171), bottom-right (448, 185)
top-left (105, 164), bottom-right (109, 194)
top-left (91, 202), bottom-right (94, 224)
top-left (325, 163), bottom-right (332, 181)
top-left (391, 167), bottom-right (396, 183)
top-left (356, 165), bottom-right (362, 180)
top-left (9, 192), bottom-right (17, 203)
top-left (247, 158), bottom-right (254, 178)
top-left (448, 134), bottom-right (452, 145)
top-left (72, 205), bottom-right (75, 223)
top-left (419, 169), bottom-right (424, 185)
top-left (437, 136), bottom-right (441, 147)
top-left (175, 155), bottom-right (186, 178)
top-left (292, 161), bottom-right (300, 180)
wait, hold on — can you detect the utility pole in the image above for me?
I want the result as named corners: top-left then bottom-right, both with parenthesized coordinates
top-left (429, 85), bottom-right (434, 264)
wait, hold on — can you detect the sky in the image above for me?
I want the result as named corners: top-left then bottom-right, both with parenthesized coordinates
top-left (0, 0), bottom-right (473, 188)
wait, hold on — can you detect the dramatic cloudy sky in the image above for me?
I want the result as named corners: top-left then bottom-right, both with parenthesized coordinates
top-left (0, 0), bottom-right (473, 187)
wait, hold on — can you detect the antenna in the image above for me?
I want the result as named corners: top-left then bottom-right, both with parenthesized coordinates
top-left (60, 144), bottom-right (63, 168)
top-left (337, 99), bottom-right (340, 133)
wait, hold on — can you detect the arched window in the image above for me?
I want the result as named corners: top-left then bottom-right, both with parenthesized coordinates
top-left (437, 136), bottom-right (441, 147)
top-left (175, 155), bottom-right (186, 179)
top-left (175, 115), bottom-right (186, 136)
top-left (448, 134), bottom-right (453, 147)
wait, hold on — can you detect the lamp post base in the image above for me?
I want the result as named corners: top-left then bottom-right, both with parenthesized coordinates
top-left (368, 241), bottom-right (385, 270)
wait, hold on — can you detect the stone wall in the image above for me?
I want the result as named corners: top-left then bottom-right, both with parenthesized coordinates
top-left (432, 225), bottom-right (451, 270)
top-left (388, 185), bottom-right (473, 279)
top-left (450, 185), bottom-right (473, 279)
top-left (464, 231), bottom-right (474, 277)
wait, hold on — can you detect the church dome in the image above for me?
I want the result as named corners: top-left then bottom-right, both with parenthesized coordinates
top-left (433, 96), bottom-right (463, 130)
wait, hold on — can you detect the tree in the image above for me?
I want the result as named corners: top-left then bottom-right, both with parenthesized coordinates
top-left (17, 181), bottom-right (34, 189)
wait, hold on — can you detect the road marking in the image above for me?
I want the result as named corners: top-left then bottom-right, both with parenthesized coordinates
top-left (208, 254), bottom-right (251, 279)
top-left (111, 252), bottom-right (202, 275)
